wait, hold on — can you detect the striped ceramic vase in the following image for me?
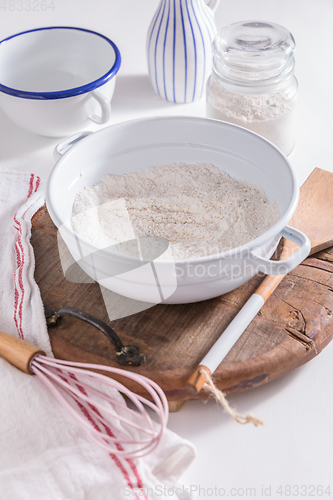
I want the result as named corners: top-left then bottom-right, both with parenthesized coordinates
top-left (147, 0), bottom-right (219, 103)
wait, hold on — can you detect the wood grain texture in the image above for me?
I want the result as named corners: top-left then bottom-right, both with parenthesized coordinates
top-left (31, 206), bottom-right (333, 405)
top-left (289, 168), bottom-right (333, 254)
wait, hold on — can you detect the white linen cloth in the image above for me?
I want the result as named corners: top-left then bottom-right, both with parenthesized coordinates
top-left (0, 169), bottom-right (195, 500)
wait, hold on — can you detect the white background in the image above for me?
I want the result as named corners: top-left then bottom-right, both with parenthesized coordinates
top-left (0, 1), bottom-right (333, 499)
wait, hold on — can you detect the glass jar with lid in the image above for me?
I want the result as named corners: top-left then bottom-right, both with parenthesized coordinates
top-left (206, 21), bottom-right (298, 155)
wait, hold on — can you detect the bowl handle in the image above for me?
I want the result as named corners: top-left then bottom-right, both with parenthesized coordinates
top-left (53, 131), bottom-right (93, 161)
top-left (89, 90), bottom-right (111, 124)
top-left (250, 225), bottom-right (311, 275)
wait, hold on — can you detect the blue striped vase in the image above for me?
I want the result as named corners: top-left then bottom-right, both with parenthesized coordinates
top-left (147, 0), bottom-right (219, 103)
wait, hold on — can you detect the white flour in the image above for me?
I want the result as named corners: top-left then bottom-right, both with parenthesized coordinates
top-left (71, 163), bottom-right (279, 260)
top-left (206, 75), bottom-right (297, 155)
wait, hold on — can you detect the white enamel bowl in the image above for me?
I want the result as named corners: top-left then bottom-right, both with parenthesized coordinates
top-left (46, 116), bottom-right (310, 304)
top-left (0, 27), bottom-right (121, 137)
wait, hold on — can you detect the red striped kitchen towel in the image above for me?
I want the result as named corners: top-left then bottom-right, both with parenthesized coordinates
top-left (0, 169), bottom-right (195, 500)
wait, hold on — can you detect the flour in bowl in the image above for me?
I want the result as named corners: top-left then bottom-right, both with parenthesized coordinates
top-left (71, 163), bottom-right (280, 259)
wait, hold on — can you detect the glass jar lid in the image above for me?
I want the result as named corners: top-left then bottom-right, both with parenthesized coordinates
top-left (212, 21), bottom-right (296, 87)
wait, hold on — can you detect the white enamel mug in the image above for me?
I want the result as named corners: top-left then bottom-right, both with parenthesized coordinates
top-left (0, 27), bottom-right (121, 137)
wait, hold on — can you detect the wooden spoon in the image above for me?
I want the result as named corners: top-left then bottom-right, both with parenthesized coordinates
top-left (187, 167), bottom-right (333, 393)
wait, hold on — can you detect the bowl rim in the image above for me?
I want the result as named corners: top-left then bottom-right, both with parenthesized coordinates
top-left (46, 116), bottom-right (300, 265)
top-left (0, 26), bottom-right (121, 100)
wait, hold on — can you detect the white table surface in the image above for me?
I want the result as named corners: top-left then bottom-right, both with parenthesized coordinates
top-left (1, 1), bottom-right (333, 499)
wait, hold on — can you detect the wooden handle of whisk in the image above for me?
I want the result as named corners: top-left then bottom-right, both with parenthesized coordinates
top-left (0, 330), bottom-right (45, 375)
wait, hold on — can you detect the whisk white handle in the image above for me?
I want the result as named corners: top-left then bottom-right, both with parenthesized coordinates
top-left (0, 330), bottom-right (45, 374)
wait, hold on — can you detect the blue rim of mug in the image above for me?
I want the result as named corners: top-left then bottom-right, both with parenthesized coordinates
top-left (0, 26), bottom-right (121, 100)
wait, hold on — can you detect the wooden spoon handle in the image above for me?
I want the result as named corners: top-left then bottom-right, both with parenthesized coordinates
top-left (0, 330), bottom-right (45, 375)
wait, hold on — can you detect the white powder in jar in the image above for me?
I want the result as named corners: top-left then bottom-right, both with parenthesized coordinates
top-left (206, 75), bottom-right (297, 156)
top-left (71, 163), bottom-right (280, 260)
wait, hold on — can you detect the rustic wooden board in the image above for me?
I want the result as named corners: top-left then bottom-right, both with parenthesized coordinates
top-left (31, 206), bottom-right (333, 408)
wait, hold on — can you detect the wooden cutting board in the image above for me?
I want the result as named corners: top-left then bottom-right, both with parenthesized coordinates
top-left (31, 205), bottom-right (333, 411)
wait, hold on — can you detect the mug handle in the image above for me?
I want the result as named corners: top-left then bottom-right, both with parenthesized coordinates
top-left (53, 131), bottom-right (93, 161)
top-left (89, 90), bottom-right (111, 124)
top-left (250, 225), bottom-right (311, 275)
top-left (205, 0), bottom-right (220, 12)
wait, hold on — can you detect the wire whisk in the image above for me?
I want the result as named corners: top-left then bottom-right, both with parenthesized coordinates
top-left (0, 329), bottom-right (168, 458)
